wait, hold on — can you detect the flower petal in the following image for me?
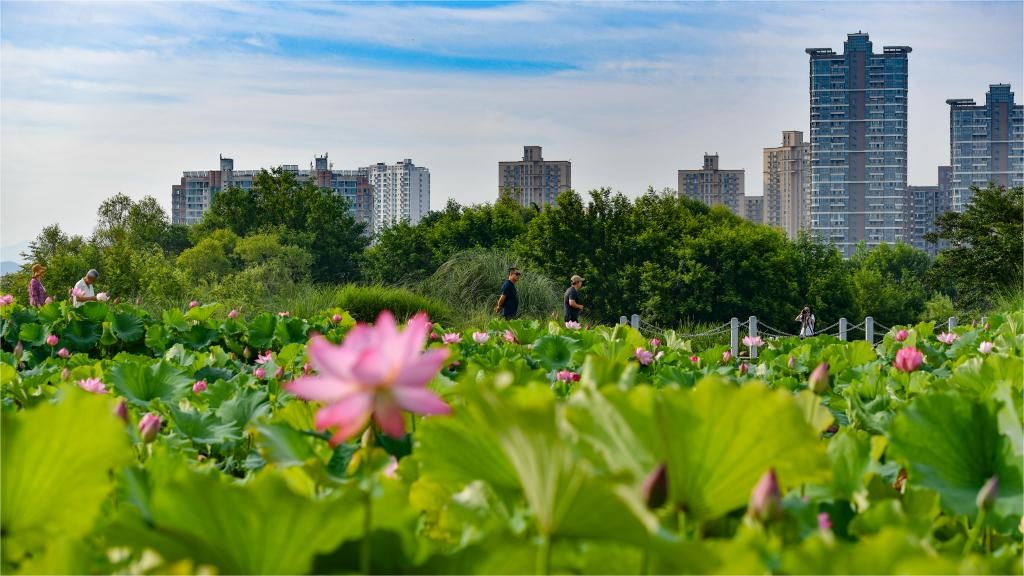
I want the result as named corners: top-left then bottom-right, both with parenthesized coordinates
top-left (396, 312), bottom-right (431, 363)
top-left (392, 348), bottom-right (450, 390)
top-left (373, 395), bottom-right (407, 438)
top-left (285, 375), bottom-right (354, 403)
top-left (315, 393), bottom-right (373, 444)
top-left (307, 335), bottom-right (357, 380)
top-left (392, 386), bottom-right (451, 415)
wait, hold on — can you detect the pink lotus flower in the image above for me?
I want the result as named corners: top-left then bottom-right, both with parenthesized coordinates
top-left (978, 341), bottom-right (995, 354)
top-left (937, 332), bottom-right (958, 345)
top-left (635, 348), bottom-right (654, 366)
top-left (115, 400), bottom-right (129, 423)
top-left (809, 362), bottom-right (830, 395)
top-left (275, 366), bottom-right (284, 379)
top-left (442, 333), bottom-right (462, 344)
top-left (278, 311), bottom-right (290, 317)
top-left (193, 380), bottom-right (208, 393)
top-left (503, 329), bottom-right (517, 344)
top-left (331, 313), bottom-right (343, 324)
top-left (228, 309), bottom-right (239, 319)
top-left (72, 288), bottom-right (87, 300)
top-left (57, 347), bottom-right (70, 359)
top-left (254, 367), bottom-right (266, 379)
top-left (564, 320), bottom-right (581, 329)
top-left (894, 347), bottom-right (924, 372)
top-left (472, 331), bottom-right (490, 344)
top-left (722, 350), bottom-right (733, 363)
top-left (256, 351), bottom-right (273, 365)
top-left (77, 377), bottom-right (108, 394)
top-left (738, 363), bottom-right (749, 376)
top-left (138, 413), bottom-right (161, 443)
top-left (188, 300), bottom-right (199, 309)
top-left (894, 329), bottom-right (909, 342)
top-left (46, 334), bottom-right (58, 347)
top-left (689, 355), bottom-right (700, 364)
top-left (96, 292), bottom-right (109, 302)
top-left (303, 362), bottom-right (312, 375)
top-left (61, 367), bottom-right (70, 380)
top-left (0, 294), bottom-right (14, 306)
top-left (285, 311), bottom-right (450, 444)
top-left (556, 370), bottom-right (580, 382)
top-left (817, 512), bottom-right (832, 532)
top-left (742, 335), bottom-right (764, 348)
top-left (649, 338), bottom-right (662, 348)
top-left (749, 468), bottom-right (781, 522)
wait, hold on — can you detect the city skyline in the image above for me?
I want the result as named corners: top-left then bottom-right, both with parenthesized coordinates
top-left (2, 1), bottom-right (1022, 256)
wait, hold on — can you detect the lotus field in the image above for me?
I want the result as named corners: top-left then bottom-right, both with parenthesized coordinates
top-left (1, 298), bottom-right (1022, 575)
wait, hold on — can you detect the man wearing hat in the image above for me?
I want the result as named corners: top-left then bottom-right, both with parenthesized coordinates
top-left (72, 269), bottom-right (100, 307)
top-left (28, 264), bottom-right (49, 307)
top-left (563, 275), bottom-right (585, 323)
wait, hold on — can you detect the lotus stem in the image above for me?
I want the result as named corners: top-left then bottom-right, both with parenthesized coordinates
top-left (536, 534), bottom-right (551, 575)
top-left (361, 430), bottom-right (375, 575)
top-left (962, 507), bottom-right (987, 555)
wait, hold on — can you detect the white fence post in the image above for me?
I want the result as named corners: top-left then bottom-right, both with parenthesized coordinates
top-left (948, 317), bottom-right (957, 332)
top-left (865, 316), bottom-right (874, 344)
top-left (839, 318), bottom-right (848, 341)
top-left (631, 314), bottom-right (640, 331)
top-left (730, 317), bottom-right (739, 358)
top-left (619, 316), bottom-right (627, 326)
top-left (748, 316), bottom-right (759, 359)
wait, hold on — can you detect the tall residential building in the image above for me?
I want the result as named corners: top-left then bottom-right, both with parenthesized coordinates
top-left (171, 154), bottom-right (372, 227)
top-left (763, 131), bottom-right (811, 239)
top-left (946, 84), bottom-right (1024, 212)
top-left (499, 146), bottom-right (571, 208)
top-left (806, 33), bottom-right (911, 256)
top-left (365, 159), bottom-right (430, 232)
top-left (906, 166), bottom-right (952, 257)
top-left (742, 196), bottom-right (764, 223)
top-left (678, 154), bottom-right (746, 216)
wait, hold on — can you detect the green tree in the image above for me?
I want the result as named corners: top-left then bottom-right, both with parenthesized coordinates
top-left (176, 238), bottom-right (233, 285)
top-left (362, 222), bottom-right (435, 285)
top-left (850, 242), bottom-right (931, 326)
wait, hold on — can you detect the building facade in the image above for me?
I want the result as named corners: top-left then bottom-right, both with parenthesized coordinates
top-left (678, 154), bottom-right (747, 216)
top-left (171, 154), bottom-right (373, 228)
top-left (763, 131), bottom-right (811, 239)
top-left (742, 196), bottom-right (764, 223)
top-left (806, 33), bottom-right (911, 257)
top-left (946, 84), bottom-right (1024, 212)
top-left (499, 146), bottom-right (572, 208)
top-left (366, 159), bottom-right (431, 232)
top-left (906, 166), bottom-right (952, 257)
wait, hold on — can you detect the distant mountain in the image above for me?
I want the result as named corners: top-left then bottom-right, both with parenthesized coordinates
top-left (1, 240), bottom-right (30, 264)
top-left (1, 261), bottom-right (22, 276)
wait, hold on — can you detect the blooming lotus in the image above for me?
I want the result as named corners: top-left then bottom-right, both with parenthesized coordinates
top-left (255, 351), bottom-right (273, 365)
top-left (77, 378), bottom-right (108, 394)
top-left (139, 413), bottom-right (161, 443)
top-left (228, 309), bottom-right (239, 319)
top-left (254, 367), bottom-right (266, 379)
top-left (442, 333), bottom-right (462, 344)
top-left (894, 346), bottom-right (924, 372)
top-left (72, 288), bottom-right (87, 300)
top-left (556, 370), bottom-right (580, 382)
top-left (564, 320), bottom-right (581, 329)
top-left (472, 331), bottom-right (490, 344)
top-left (817, 512), bottom-right (832, 532)
top-left (894, 329), bottom-right (909, 342)
top-left (635, 348), bottom-right (654, 366)
top-left (0, 294), bottom-right (14, 306)
top-left (689, 355), bottom-right (700, 364)
top-left (649, 338), bottom-right (661, 348)
top-left (278, 311), bottom-right (290, 317)
top-left (503, 329), bottom-right (517, 344)
top-left (57, 347), bottom-right (70, 359)
top-left (188, 300), bottom-right (199, 309)
top-left (937, 332), bottom-right (958, 345)
top-left (96, 292), bottom-right (109, 302)
top-left (46, 334), bottom-right (58, 347)
top-left (742, 335), bottom-right (764, 348)
top-left (286, 311), bottom-right (450, 444)
top-left (193, 380), bottom-right (208, 393)
top-left (978, 341), bottom-right (995, 354)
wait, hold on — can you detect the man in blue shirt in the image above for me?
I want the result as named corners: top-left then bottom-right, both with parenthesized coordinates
top-left (494, 267), bottom-right (521, 318)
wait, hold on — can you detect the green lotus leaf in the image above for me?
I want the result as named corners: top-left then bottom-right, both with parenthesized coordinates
top-left (161, 309), bottom-right (189, 332)
top-left (183, 303), bottom-right (221, 323)
top-left (75, 302), bottom-right (109, 323)
top-left (108, 359), bottom-right (192, 407)
top-left (61, 320), bottom-right (102, 352)
top-left (247, 313), bottom-right (277, 349)
top-left (17, 322), bottom-right (48, 348)
top-left (532, 335), bottom-right (581, 371)
top-left (828, 428), bottom-right (871, 499)
top-left (168, 405), bottom-right (241, 445)
top-left (275, 317), bottom-right (309, 345)
top-left (111, 311), bottom-right (145, 343)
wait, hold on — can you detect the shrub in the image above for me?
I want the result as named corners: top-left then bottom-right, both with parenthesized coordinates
top-left (331, 284), bottom-right (451, 324)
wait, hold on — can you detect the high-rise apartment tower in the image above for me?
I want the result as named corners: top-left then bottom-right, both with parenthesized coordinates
top-left (763, 131), bottom-right (811, 239)
top-left (498, 146), bottom-right (571, 208)
top-left (678, 154), bottom-right (746, 216)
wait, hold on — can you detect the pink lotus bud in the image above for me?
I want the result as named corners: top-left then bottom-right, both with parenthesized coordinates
top-left (976, 476), bottom-right (998, 511)
top-left (429, 331), bottom-right (439, 340)
top-left (817, 512), bottom-right (832, 532)
top-left (722, 350), bottom-right (733, 363)
top-left (46, 334), bottom-right (58, 347)
top-left (689, 355), bottom-right (700, 364)
top-left (275, 366), bottom-right (284, 379)
top-left (564, 320), bottom-right (581, 329)
top-left (937, 332), bottom-right (958, 345)
top-left (738, 362), bottom-right (749, 376)
top-left (138, 412), bottom-right (161, 443)
top-left (649, 338), bottom-right (661, 348)
top-left (278, 311), bottom-right (290, 317)
top-left (115, 400), bottom-right (129, 423)
top-left (641, 463), bottom-right (668, 509)
top-left (77, 377), bottom-right (108, 394)
top-left (57, 347), bottom-right (70, 359)
top-left (809, 362), bottom-right (830, 395)
top-left (12, 341), bottom-right (23, 360)
top-left (254, 367), bottom-right (266, 379)
top-left (978, 341), bottom-right (994, 354)
top-left (188, 300), bottom-right (200, 309)
top-left (503, 329), bottom-right (517, 344)
top-left (331, 313), bottom-right (343, 324)
top-left (634, 348), bottom-right (654, 366)
top-left (442, 333), bottom-right (462, 344)
top-left (472, 331), bottom-right (490, 344)
top-left (44, 296), bottom-right (53, 304)
top-left (894, 347), bottom-right (924, 372)
top-left (228, 309), bottom-right (239, 319)
top-left (788, 355), bottom-right (796, 369)
top-left (448, 360), bottom-right (461, 369)
top-left (61, 367), bottom-right (70, 380)
top-left (303, 362), bottom-right (312, 375)
top-left (748, 468), bottom-right (781, 522)
top-left (894, 329), bottom-right (909, 342)
top-left (192, 379), bottom-right (208, 393)
top-left (556, 370), bottom-right (580, 382)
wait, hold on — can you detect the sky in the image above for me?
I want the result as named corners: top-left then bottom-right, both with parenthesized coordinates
top-left (2, 0), bottom-right (1022, 259)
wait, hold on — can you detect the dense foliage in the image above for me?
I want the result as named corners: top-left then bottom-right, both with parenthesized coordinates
top-left (1, 298), bottom-right (1021, 574)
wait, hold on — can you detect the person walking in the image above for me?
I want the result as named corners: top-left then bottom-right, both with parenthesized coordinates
top-left (563, 275), bottom-right (585, 323)
top-left (494, 267), bottom-right (521, 319)
top-left (28, 264), bottom-right (49, 307)
top-left (72, 269), bottom-right (100, 307)
top-left (795, 305), bottom-right (816, 338)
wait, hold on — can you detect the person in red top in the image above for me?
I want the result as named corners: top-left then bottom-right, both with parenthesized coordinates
top-left (28, 264), bottom-right (49, 307)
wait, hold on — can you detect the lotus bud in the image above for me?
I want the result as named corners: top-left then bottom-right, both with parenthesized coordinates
top-left (115, 400), bottom-right (129, 423)
top-left (787, 355), bottom-right (796, 369)
top-left (61, 367), bottom-right (70, 380)
top-left (138, 413), bottom-right (161, 443)
top-left (817, 512), bottom-right (832, 532)
top-left (503, 329), bottom-right (517, 343)
top-left (976, 476), bottom-right (998, 511)
top-left (748, 468), bottom-right (781, 522)
top-left (722, 350), bottom-right (733, 363)
top-left (188, 300), bottom-right (199, 309)
top-left (192, 379), bottom-right (208, 393)
top-left (228, 309), bottom-right (239, 319)
top-left (57, 347), bottom-right (70, 359)
top-left (254, 367), bottom-right (266, 379)
top-left (894, 347), bottom-right (924, 372)
top-left (641, 463), bottom-right (668, 509)
top-left (649, 338), bottom-right (661, 348)
top-left (894, 329), bottom-right (909, 342)
top-left (331, 313), bottom-right (343, 324)
top-left (809, 362), bottom-right (830, 395)
top-left (303, 362), bottom-right (312, 375)
top-left (275, 366), bottom-right (284, 379)
top-left (243, 346), bottom-right (252, 359)
top-left (429, 331), bottom-right (439, 340)
top-left (689, 355), bottom-right (700, 364)
top-left (46, 334), bottom-right (59, 347)
top-left (738, 362), bottom-right (749, 376)
top-left (12, 341), bottom-right (23, 360)
top-left (983, 322), bottom-right (990, 331)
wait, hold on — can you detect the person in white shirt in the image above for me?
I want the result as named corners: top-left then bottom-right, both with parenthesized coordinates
top-left (795, 305), bottom-right (816, 338)
top-left (72, 269), bottom-right (99, 307)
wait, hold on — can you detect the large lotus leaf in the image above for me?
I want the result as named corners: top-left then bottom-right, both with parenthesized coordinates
top-left (111, 311), bottom-right (145, 343)
top-left (1, 308), bottom-right (37, 345)
top-left (216, 387), bottom-right (269, 431)
top-left (887, 392), bottom-right (1023, 531)
top-left (75, 302), bottom-right (109, 323)
top-left (183, 303), bottom-right (221, 323)
top-left (828, 428), bottom-right (871, 499)
top-left (108, 360), bottom-right (192, 407)
top-left (178, 324), bottom-right (219, 350)
top-left (532, 335), bottom-right (580, 371)
top-left (34, 301), bottom-right (62, 325)
top-left (949, 354), bottom-right (1024, 396)
top-left (781, 528), bottom-right (961, 575)
top-left (144, 323), bottom-right (168, 352)
top-left (591, 324), bottom-right (649, 363)
top-left (1, 390), bottom-right (132, 559)
top-left (275, 317), bottom-right (309, 345)
top-left (168, 406), bottom-right (241, 445)
top-left (161, 309), bottom-right (189, 332)
top-left (62, 320), bottom-right (102, 352)
top-left (17, 322), bottom-right (48, 347)
top-left (564, 385), bottom-right (660, 482)
top-left (254, 422), bottom-right (318, 468)
top-left (655, 378), bottom-right (829, 520)
top-left (247, 313), bottom-right (277, 349)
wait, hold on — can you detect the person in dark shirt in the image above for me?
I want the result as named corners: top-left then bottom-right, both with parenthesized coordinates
top-left (495, 267), bottom-right (521, 318)
top-left (563, 275), bottom-right (584, 322)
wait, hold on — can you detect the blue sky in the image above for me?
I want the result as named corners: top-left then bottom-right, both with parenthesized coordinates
top-left (2, 1), bottom-right (1023, 254)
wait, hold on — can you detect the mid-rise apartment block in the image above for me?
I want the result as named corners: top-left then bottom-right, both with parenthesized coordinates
top-left (763, 131), bottom-right (811, 239)
top-left (807, 33), bottom-right (911, 257)
top-left (678, 154), bottom-right (746, 216)
top-left (906, 166), bottom-right (952, 257)
top-left (742, 195), bottom-right (764, 223)
top-left (946, 84), bottom-right (1024, 212)
top-left (499, 146), bottom-right (571, 208)
top-left (366, 159), bottom-right (430, 232)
